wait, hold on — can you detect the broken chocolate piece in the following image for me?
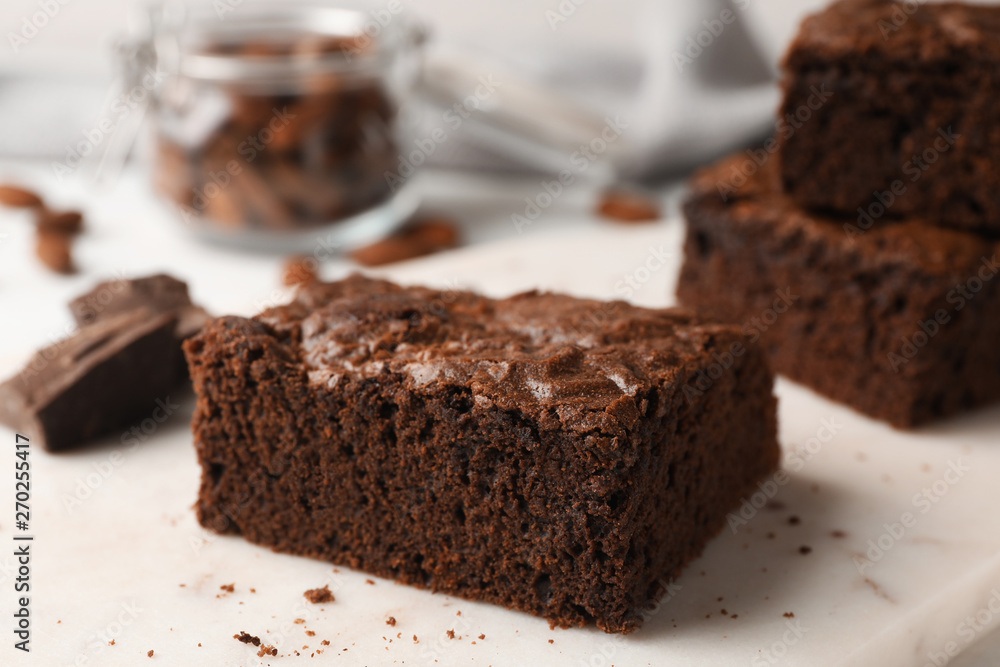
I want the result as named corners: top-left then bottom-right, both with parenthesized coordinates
top-left (0, 310), bottom-right (181, 452)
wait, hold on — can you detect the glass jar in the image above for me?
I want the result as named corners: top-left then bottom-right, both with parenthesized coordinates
top-left (138, 0), bottom-right (423, 251)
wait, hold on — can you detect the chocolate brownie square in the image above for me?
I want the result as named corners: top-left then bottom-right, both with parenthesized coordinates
top-left (678, 153), bottom-right (1000, 428)
top-left (778, 0), bottom-right (1000, 234)
top-left (184, 275), bottom-right (779, 633)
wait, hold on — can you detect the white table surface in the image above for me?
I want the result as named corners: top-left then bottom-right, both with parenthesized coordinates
top-left (0, 162), bottom-right (999, 666)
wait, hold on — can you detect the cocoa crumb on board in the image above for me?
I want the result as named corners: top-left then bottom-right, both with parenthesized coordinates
top-left (306, 630), bottom-right (315, 637)
top-left (799, 545), bottom-right (812, 555)
top-left (597, 190), bottom-right (661, 223)
top-left (303, 585), bottom-right (335, 603)
top-left (321, 640), bottom-right (330, 646)
top-left (234, 631), bottom-right (261, 646)
top-left (147, 650), bottom-right (154, 657)
top-left (257, 645), bottom-right (277, 657)
top-left (478, 634), bottom-right (485, 640)
top-left (783, 612), bottom-right (795, 618)
top-left (220, 583), bottom-right (235, 593)
top-left (386, 617), bottom-right (396, 627)
top-left (446, 629), bottom-right (455, 639)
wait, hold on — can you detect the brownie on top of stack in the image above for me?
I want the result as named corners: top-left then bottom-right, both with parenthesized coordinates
top-left (677, 0), bottom-right (1000, 428)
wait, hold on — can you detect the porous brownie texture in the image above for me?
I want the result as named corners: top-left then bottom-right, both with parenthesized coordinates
top-left (185, 275), bottom-right (779, 633)
top-left (779, 0), bottom-right (1000, 234)
top-left (678, 154), bottom-right (1000, 428)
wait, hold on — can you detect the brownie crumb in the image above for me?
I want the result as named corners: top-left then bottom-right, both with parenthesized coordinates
top-left (783, 612), bottom-right (795, 618)
top-left (478, 634), bottom-right (485, 640)
top-left (365, 579), bottom-right (375, 585)
top-left (799, 545), bottom-right (812, 555)
top-left (446, 630), bottom-right (455, 639)
top-left (303, 585), bottom-right (334, 603)
top-left (109, 640), bottom-right (115, 646)
top-left (548, 639), bottom-right (554, 644)
top-left (831, 530), bottom-right (847, 539)
top-left (787, 516), bottom-right (801, 526)
top-left (731, 614), bottom-right (739, 619)
top-left (147, 650), bottom-right (154, 657)
top-left (250, 588), bottom-right (256, 593)
top-left (306, 630), bottom-right (316, 637)
top-left (386, 617), bottom-right (397, 627)
top-left (321, 640), bottom-right (330, 646)
top-left (219, 583), bottom-right (235, 593)
top-left (257, 644), bottom-right (277, 657)
top-left (294, 619), bottom-right (305, 624)
top-left (282, 255), bottom-right (319, 287)
top-left (597, 189), bottom-right (661, 223)
top-left (234, 631), bottom-right (261, 646)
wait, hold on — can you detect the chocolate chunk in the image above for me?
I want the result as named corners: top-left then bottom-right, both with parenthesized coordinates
top-left (69, 273), bottom-right (206, 335)
top-left (0, 310), bottom-right (181, 452)
top-left (69, 274), bottom-right (210, 383)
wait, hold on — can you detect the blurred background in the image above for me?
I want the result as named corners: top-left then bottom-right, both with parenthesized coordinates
top-left (0, 0), bottom-right (827, 196)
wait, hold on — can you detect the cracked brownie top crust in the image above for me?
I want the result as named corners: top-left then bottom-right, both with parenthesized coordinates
top-left (251, 274), bottom-right (741, 428)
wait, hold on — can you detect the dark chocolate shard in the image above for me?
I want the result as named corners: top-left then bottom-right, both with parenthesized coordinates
top-left (69, 273), bottom-right (211, 379)
top-left (69, 273), bottom-right (209, 337)
top-left (0, 310), bottom-right (181, 452)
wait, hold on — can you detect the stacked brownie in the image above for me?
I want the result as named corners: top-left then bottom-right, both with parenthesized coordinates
top-left (678, 0), bottom-right (1000, 428)
top-left (186, 275), bottom-right (780, 633)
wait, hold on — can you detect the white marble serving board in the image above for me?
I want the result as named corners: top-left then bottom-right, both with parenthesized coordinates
top-left (2, 222), bottom-right (999, 667)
